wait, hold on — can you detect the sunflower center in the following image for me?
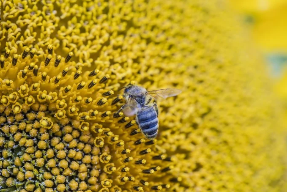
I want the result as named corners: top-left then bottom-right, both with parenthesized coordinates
top-left (0, 101), bottom-right (100, 192)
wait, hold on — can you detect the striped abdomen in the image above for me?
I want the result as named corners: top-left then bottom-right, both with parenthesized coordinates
top-left (136, 106), bottom-right (158, 139)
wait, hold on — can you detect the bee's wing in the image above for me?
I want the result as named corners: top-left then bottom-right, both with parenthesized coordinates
top-left (122, 98), bottom-right (139, 117)
top-left (148, 88), bottom-right (182, 101)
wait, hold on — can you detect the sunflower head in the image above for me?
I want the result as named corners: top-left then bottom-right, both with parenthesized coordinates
top-left (1, 0), bottom-right (287, 191)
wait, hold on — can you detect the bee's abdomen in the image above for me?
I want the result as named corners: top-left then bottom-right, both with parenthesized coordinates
top-left (137, 107), bottom-right (158, 139)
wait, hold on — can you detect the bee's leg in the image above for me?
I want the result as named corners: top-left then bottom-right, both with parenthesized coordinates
top-left (116, 104), bottom-right (127, 114)
top-left (145, 96), bottom-right (152, 106)
top-left (135, 115), bottom-right (139, 125)
top-left (153, 102), bottom-right (159, 117)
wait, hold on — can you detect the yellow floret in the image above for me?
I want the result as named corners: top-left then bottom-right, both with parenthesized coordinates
top-left (0, 0), bottom-right (286, 192)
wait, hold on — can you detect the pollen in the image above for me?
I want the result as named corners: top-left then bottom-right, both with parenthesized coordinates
top-left (0, 0), bottom-right (286, 191)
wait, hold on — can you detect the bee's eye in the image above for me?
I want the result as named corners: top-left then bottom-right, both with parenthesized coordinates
top-left (124, 88), bottom-right (130, 93)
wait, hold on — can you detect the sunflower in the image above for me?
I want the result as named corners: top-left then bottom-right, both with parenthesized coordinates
top-left (0, 0), bottom-right (286, 192)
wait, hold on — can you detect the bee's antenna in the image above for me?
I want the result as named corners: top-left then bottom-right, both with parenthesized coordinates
top-left (118, 86), bottom-right (127, 92)
top-left (117, 85), bottom-right (128, 98)
top-left (118, 81), bottom-right (135, 92)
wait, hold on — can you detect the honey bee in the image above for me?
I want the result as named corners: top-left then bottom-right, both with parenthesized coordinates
top-left (118, 85), bottom-right (182, 139)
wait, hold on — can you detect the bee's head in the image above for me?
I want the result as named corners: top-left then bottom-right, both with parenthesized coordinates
top-left (124, 84), bottom-right (133, 94)
top-left (123, 84), bottom-right (146, 97)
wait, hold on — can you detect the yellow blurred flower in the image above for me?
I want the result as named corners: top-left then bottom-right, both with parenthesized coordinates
top-left (231, 0), bottom-right (287, 52)
top-left (0, 0), bottom-right (286, 192)
top-left (231, 0), bottom-right (287, 123)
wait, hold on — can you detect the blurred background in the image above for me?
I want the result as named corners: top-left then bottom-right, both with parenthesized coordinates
top-left (231, 0), bottom-right (287, 114)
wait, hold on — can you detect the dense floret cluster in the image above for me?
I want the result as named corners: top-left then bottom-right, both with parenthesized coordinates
top-left (0, 0), bottom-right (286, 191)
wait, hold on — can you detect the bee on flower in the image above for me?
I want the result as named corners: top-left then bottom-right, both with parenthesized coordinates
top-left (119, 84), bottom-right (181, 139)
